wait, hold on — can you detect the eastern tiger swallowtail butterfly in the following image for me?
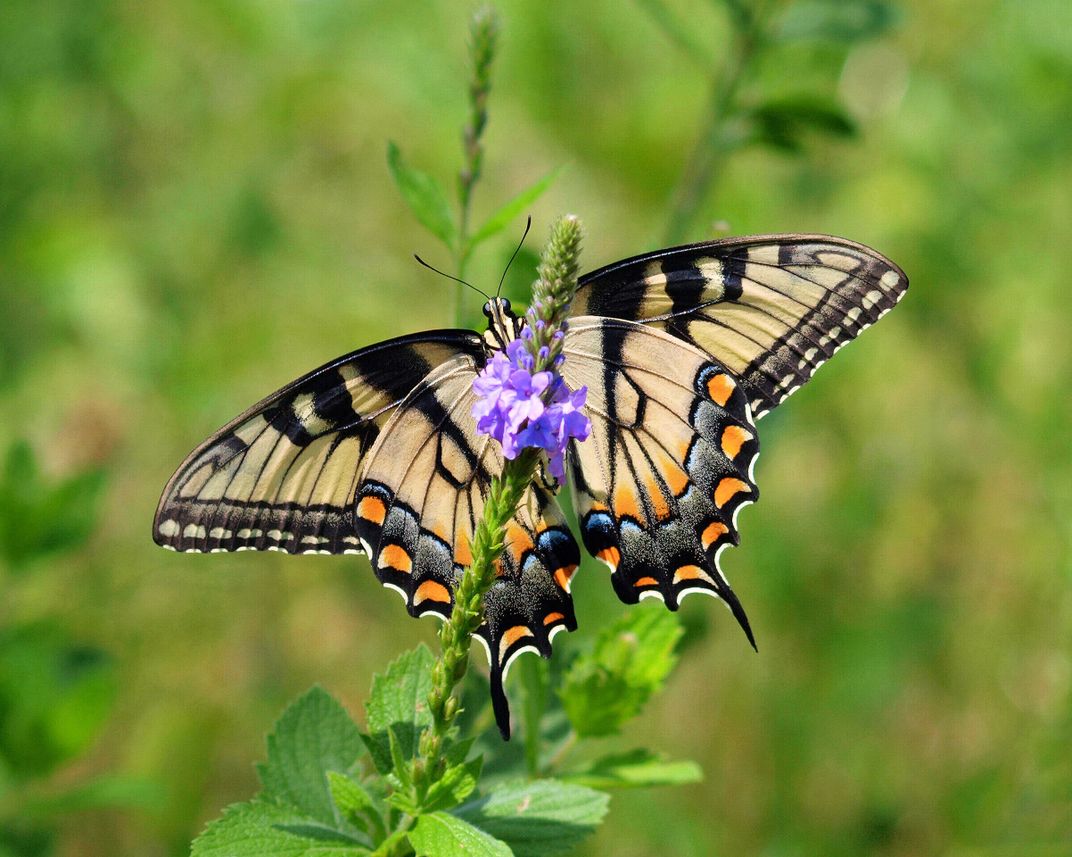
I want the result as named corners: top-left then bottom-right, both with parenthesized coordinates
top-left (154, 234), bottom-right (907, 736)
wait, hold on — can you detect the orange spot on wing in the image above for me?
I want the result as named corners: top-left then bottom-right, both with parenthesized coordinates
top-left (613, 485), bottom-right (641, 520)
top-left (701, 521), bottom-right (729, 549)
top-left (506, 523), bottom-right (535, 564)
top-left (720, 425), bottom-right (752, 459)
top-left (707, 373), bottom-right (736, 406)
top-left (378, 544), bottom-right (412, 573)
top-left (596, 546), bottom-right (620, 570)
top-left (553, 564), bottom-right (577, 590)
top-left (589, 501), bottom-right (609, 512)
top-left (543, 612), bottom-right (565, 626)
top-left (501, 625), bottom-right (533, 657)
top-left (413, 580), bottom-right (451, 606)
top-left (634, 576), bottom-right (659, 587)
top-left (661, 456), bottom-right (689, 496)
top-left (644, 475), bottom-right (671, 521)
top-left (714, 477), bottom-right (750, 508)
top-left (453, 532), bottom-right (472, 566)
top-left (673, 565), bottom-right (714, 585)
top-left (357, 495), bottom-right (386, 525)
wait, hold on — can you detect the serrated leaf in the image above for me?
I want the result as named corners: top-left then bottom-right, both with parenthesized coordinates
top-left (363, 645), bottom-right (435, 775)
top-left (467, 167), bottom-right (563, 250)
top-left (562, 748), bottom-right (702, 790)
top-left (257, 687), bottom-right (365, 825)
top-left (408, 812), bottom-right (511, 857)
top-left (776, 0), bottom-right (900, 43)
top-left (191, 800), bottom-right (371, 857)
top-left (386, 141), bottom-right (456, 248)
top-left (453, 779), bottom-right (608, 857)
top-left (559, 604), bottom-right (682, 737)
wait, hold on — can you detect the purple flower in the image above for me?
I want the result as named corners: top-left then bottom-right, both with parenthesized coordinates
top-left (472, 336), bottom-right (591, 478)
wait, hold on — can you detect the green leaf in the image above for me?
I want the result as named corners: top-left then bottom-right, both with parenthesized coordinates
top-left (386, 141), bottom-right (456, 248)
top-left (257, 687), bottom-right (365, 825)
top-left (559, 604), bottom-right (682, 737)
top-left (776, 0), bottom-right (900, 43)
top-left (369, 830), bottom-right (408, 857)
top-left (327, 772), bottom-right (375, 819)
top-left (421, 755), bottom-right (483, 812)
top-left (467, 167), bottom-right (563, 250)
top-left (326, 773), bottom-right (380, 837)
top-left (0, 441), bottom-right (106, 570)
top-left (562, 748), bottom-right (702, 790)
top-left (362, 644), bottom-right (435, 775)
top-left (191, 800), bottom-right (371, 857)
top-left (747, 97), bottom-right (857, 153)
top-left (408, 812), bottom-right (511, 857)
top-left (453, 779), bottom-right (608, 857)
top-left (0, 622), bottom-right (117, 776)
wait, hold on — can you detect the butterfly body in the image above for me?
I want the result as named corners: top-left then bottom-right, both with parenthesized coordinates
top-left (154, 234), bottom-right (907, 737)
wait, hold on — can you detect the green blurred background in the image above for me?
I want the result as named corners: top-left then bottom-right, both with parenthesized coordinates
top-left (1, 0), bottom-right (1069, 854)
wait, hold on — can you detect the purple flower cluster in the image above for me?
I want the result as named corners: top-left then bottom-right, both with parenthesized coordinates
top-left (472, 337), bottom-right (590, 479)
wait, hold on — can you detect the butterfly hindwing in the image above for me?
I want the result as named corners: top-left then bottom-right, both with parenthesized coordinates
top-left (571, 234), bottom-right (908, 418)
top-left (153, 331), bottom-right (481, 554)
top-left (561, 317), bottom-right (759, 643)
top-left (354, 353), bottom-right (579, 737)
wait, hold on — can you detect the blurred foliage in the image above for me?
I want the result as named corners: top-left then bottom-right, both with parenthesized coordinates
top-left (0, 0), bottom-right (1069, 854)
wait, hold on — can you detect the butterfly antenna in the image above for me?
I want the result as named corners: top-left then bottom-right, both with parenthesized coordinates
top-left (413, 255), bottom-right (490, 301)
top-left (496, 216), bottom-right (532, 299)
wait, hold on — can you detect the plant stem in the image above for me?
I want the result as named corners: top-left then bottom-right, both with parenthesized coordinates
top-left (412, 450), bottom-right (539, 795)
top-left (663, 8), bottom-right (763, 245)
top-left (409, 213), bottom-right (585, 802)
top-left (454, 5), bottom-right (498, 321)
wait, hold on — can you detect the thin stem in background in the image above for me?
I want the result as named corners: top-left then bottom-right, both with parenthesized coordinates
top-left (454, 5), bottom-right (499, 321)
top-left (663, 2), bottom-right (768, 245)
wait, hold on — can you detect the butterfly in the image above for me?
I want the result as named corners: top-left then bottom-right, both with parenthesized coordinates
top-left (154, 233), bottom-right (907, 737)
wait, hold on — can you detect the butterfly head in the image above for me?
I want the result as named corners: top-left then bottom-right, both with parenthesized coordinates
top-left (482, 298), bottom-right (523, 353)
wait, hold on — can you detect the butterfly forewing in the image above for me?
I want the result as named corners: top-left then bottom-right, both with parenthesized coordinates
top-left (561, 318), bottom-right (759, 643)
top-left (572, 234), bottom-right (908, 418)
top-left (153, 331), bottom-right (481, 554)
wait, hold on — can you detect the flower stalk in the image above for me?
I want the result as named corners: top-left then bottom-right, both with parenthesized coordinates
top-left (413, 216), bottom-right (584, 795)
top-left (455, 5), bottom-right (499, 299)
top-left (413, 449), bottom-right (539, 794)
